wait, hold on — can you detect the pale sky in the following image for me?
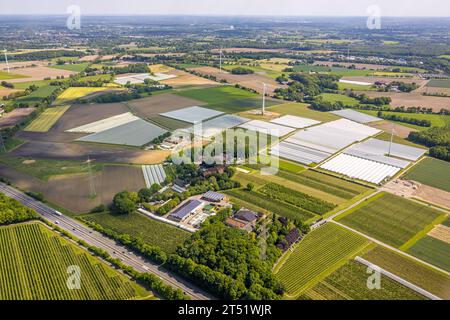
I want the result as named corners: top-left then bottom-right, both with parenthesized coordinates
top-left (1, 0), bottom-right (449, 17)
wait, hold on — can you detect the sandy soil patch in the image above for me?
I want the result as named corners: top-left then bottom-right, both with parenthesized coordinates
top-left (22, 159), bottom-right (36, 164)
top-left (357, 91), bottom-right (450, 111)
top-left (0, 107), bottom-right (36, 127)
top-left (126, 93), bottom-right (205, 118)
top-left (368, 120), bottom-right (417, 138)
top-left (148, 64), bottom-right (174, 73)
top-left (0, 87), bottom-right (23, 98)
top-left (8, 66), bottom-right (77, 83)
top-left (237, 109), bottom-right (281, 121)
top-left (189, 66), bottom-right (286, 95)
top-left (0, 60), bottom-right (48, 71)
top-left (382, 179), bottom-right (450, 209)
top-left (78, 55), bottom-right (99, 62)
top-left (428, 225), bottom-right (450, 244)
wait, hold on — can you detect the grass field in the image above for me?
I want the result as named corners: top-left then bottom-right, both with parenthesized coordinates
top-left (0, 222), bottom-right (149, 300)
top-left (0, 71), bottom-right (29, 80)
top-left (403, 158), bottom-right (450, 193)
top-left (281, 170), bottom-right (370, 200)
top-left (407, 236), bottom-right (450, 272)
top-left (361, 110), bottom-right (450, 128)
top-left (336, 193), bottom-right (443, 248)
top-left (225, 189), bottom-right (316, 222)
top-left (82, 211), bottom-right (190, 253)
top-left (299, 260), bottom-right (426, 300)
top-left (24, 105), bottom-right (70, 132)
top-left (15, 85), bottom-right (59, 104)
top-left (0, 157), bottom-right (103, 181)
top-left (275, 223), bottom-right (369, 298)
top-left (50, 62), bottom-right (90, 72)
top-left (175, 85), bottom-right (281, 113)
top-left (363, 246), bottom-right (450, 300)
top-left (53, 87), bottom-right (112, 105)
top-left (268, 102), bottom-right (340, 122)
top-left (318, 93), bottom-right (360, 106)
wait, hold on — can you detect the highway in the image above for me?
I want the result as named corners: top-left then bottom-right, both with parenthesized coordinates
top-left (0, 182), bottom-right (212, 300)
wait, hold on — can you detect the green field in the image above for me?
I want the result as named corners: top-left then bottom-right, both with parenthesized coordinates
top-left (175, 85), bottom-right (281, 113)
top-left (275, 223), bottom-right (369, 298)
top-left (15, 85), bottom-right (59, 104)
top-left (225, 189), bottom-right (315, 222)
top-left (82, 211), bottom-right (190, 253)
top-left (0, 222), bottom-right (149, 300)
top-left (404, 158), bottom-right (450, 193)
top-left (291, 64), bottom-right (330, 73)
top-left (0, 71), bottom-right (28, 80)
top-left (268, 102), bottom-right (340, 122)
top-left (337, 193), bottom-right (442, 248)
top-left (0, 157), bottom-right (103, 181)
top-left (363, 246), bottom-right (450, 300)
top-left (318, 93), bottom-right (360, 106)
top-left (407, 236), bottom-right (450, 272)
top-left (299, 260), bottom-right (426, 300)
top-left (50, 62), bottom-right (90, 72)
top-left (279, 170), bottom-right (370, 200)
top-left (427, 79), bottom-right (450, 88)
top-left (24, 105), bottom-right (70, 132)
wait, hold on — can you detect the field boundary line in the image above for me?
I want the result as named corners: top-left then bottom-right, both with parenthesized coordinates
top-left (333, 191), bottom-right (383, 222)
top-left (332, 220), bottom-right (450, 277)
top-left (354, 256), bottom-right (441, 300)
top-left (399, 214), bottom-right (449, 251)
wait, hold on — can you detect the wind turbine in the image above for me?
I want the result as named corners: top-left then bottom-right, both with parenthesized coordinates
top-left (261, 82), bottom-right (267, 115)
top-left (3, 49), bottom-right (10, 73)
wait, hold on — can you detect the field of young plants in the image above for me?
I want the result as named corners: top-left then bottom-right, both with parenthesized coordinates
top-left (299, 260), bottom-right (426, 300)
top-left (0, 223), bottom-right (149, 300)
top-left (275, 223), bottom-right (370, 298)
top-left (258, 183), bottom-right (336, 215)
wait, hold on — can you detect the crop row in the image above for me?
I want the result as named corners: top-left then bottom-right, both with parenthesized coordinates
top-left (259, 183), bottom-right (336, 215)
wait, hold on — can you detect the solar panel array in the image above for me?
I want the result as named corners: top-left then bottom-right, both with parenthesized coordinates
top-left (330, 109), bottom-right (382, 123)
top-left (142, 164), bottom-right (167, 187)
top-left (320, 153), bottom-right (402, 184)
top-left (238, 120), bottom-right (296, 137)
top-left (270, 115), bottom-right (321, 129)
top-left (160, 106), bottom-right (224, 124)
top-left (271, 119), bottom-right (381, 165)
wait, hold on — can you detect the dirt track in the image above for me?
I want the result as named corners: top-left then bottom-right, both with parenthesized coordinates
top-left (369, 120), bottom-right (417, 138)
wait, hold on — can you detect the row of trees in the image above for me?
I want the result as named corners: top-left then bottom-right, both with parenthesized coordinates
top-left (377, 111), bottom-right (431, 127)
top-left (274, 73), bottom-right (340, 101)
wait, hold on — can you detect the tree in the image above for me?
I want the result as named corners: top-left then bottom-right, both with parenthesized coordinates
top-left (246, 183), bottom-right (255, 191)
top-left (113, 191), bottom-right (139, 214)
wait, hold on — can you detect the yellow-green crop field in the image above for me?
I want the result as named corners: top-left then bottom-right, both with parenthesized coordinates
top-left (0, 223), bottom-right (150, 300)
top-left (24, 105), bottom-right (70, 132)
top-left (53, 87), bottom-right (112, 105)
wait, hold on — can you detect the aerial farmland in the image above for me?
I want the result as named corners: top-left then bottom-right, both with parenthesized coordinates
top-left (0, 4), bottom-right (449, 308)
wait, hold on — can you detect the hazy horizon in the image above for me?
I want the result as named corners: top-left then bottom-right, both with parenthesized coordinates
top-left (1, 0), bottom-right (450, 17)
